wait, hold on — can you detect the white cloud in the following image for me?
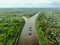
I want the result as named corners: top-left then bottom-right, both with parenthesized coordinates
top-left (0, 0), bottom-right (53, 5)
top-left (18, 0), bottom-right (53, 3)
top-left (52, 0), bottom-right (60, 3)
top-left (0, 0), bottom-right (59, 7)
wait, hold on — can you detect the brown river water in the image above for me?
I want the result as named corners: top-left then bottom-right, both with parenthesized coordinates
top-left (18, 13), bottom-right (39, 45)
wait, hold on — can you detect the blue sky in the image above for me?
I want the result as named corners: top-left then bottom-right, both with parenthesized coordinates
top-left (0, 0), bottom-right (60, 8)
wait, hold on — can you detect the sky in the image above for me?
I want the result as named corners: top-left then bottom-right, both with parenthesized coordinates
top-left (0, 0), bottom-right (60, 8)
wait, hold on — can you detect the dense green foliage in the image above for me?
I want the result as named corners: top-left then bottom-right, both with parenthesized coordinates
top-left (0, 16), bottom-right (25, 45)
top-left (36, 11), bottom-right (60, 45)
top-left (0, 8), bottom-right (60, 45)
top-left (23, 11), bottom-right (37, 18)
top-left (0, 8), bottom-right (38, 45)
top-left (0, 8), bottom-right (38, 18)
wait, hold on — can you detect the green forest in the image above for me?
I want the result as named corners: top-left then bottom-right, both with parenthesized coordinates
top-left (0, 8), bottom-right (60, 45)
top-left (36, 11), bottom-right (60, 45)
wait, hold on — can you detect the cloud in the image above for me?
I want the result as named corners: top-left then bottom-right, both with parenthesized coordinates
top-left (52, 0), bottom-right (60, 3)
top-left (0, 0), bottom-right (54, 5)
top-left (0, 0), bottom-right (60, 8)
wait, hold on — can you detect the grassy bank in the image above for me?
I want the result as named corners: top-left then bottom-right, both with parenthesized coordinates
top-left (36, 11), bottom-right (60, 45)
